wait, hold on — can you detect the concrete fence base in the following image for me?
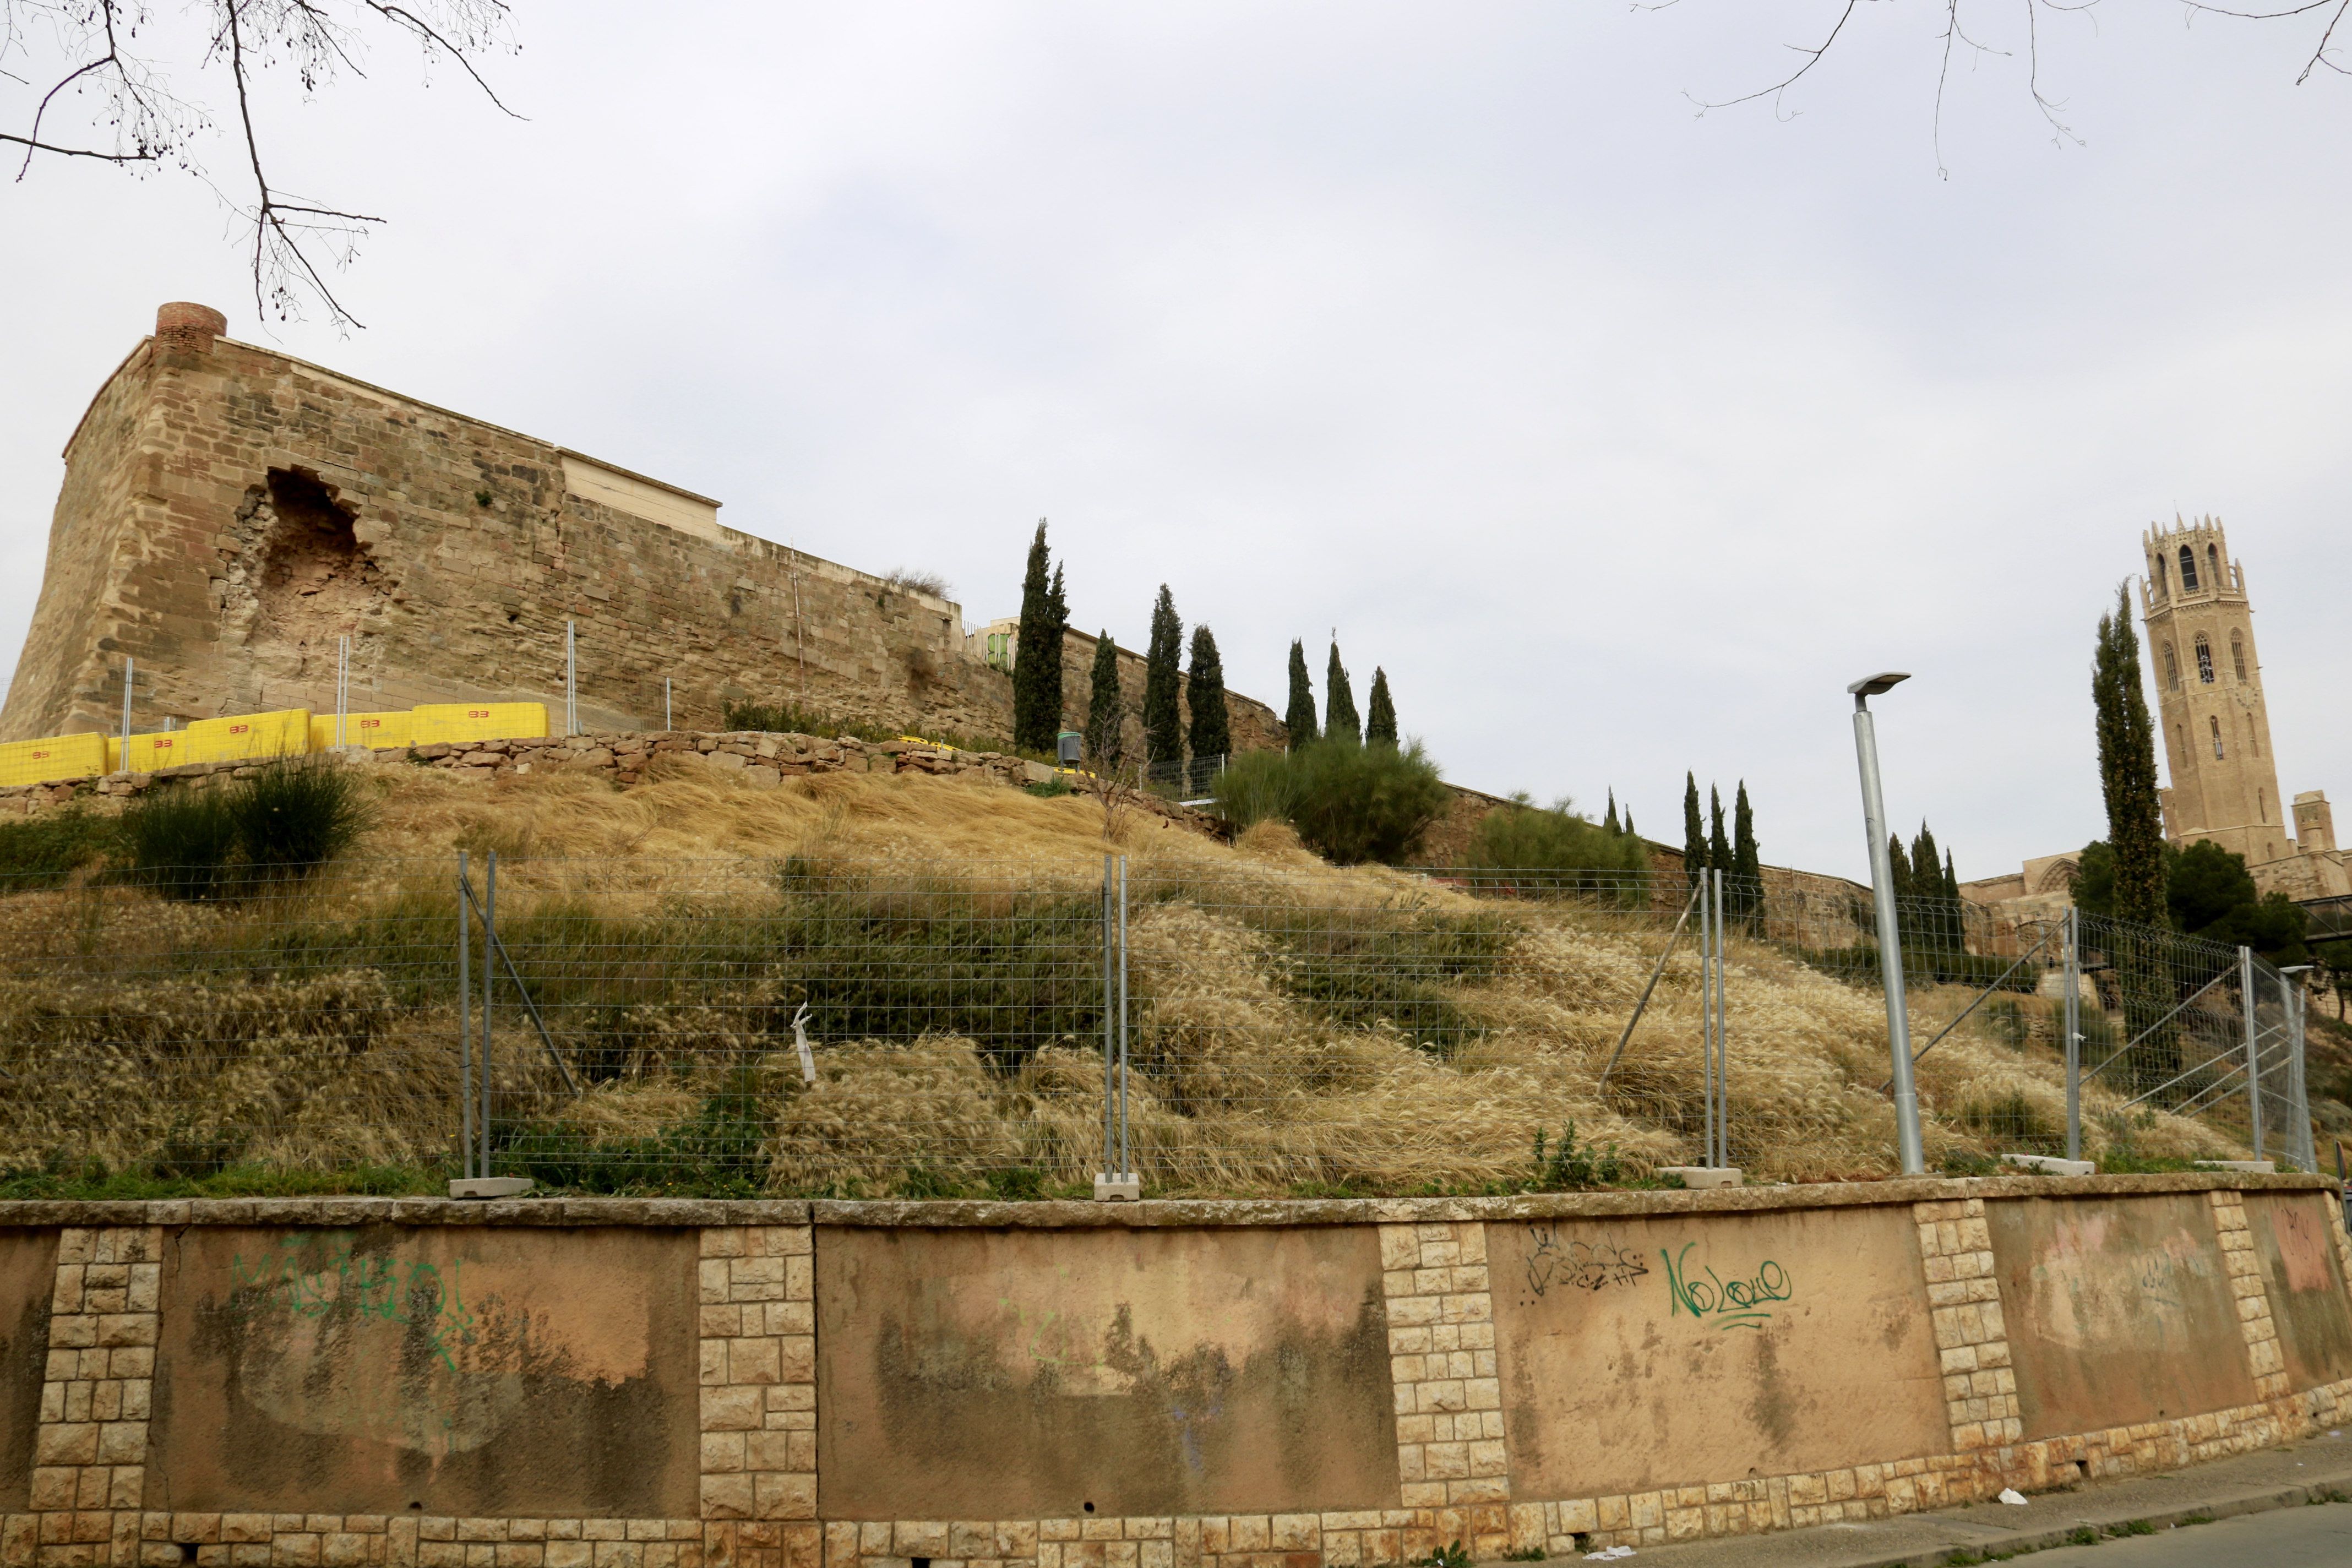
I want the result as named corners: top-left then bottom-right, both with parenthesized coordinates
top-left (1, 1175), bottom-right (2347, 1568)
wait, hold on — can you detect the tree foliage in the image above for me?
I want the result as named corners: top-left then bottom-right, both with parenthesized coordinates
top-left (2, 1), bottom-right (521, 326)
top-left (2073, 837), bottom-right (2310, 969)
top-left (1085, 631), bottom-right (1124, 770)
top-left (1284, 640), bottom-right (1318, 750)
top-left (1681, 772), bottom-right (1706, 891)
top-left (1143, 585), bottom-right (1184, 765)
top-left (2093, 581), bottom-right (2168, 929)
top-left (1211, 738), bottom-right (1447, 865)
top-left (1730, 781), bottom-right (1761, 922)
top-left (1011, 523), bottom-right (1069, 754)
top-left (1185, 625), bottom-right (1231, 761)
top-left (1365, 667), bottom-right (1397, 747)
top-left (1325, 642), bottom-right (1360, 745)
top-left (1469, 794), bottom-right (1649, 885)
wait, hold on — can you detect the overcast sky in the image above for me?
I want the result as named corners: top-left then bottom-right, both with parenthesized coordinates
top-left (4, 2), bottom-right (2349, 884)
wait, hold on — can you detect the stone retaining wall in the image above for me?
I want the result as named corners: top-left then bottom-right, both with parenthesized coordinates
top-left (0, 1176), bottom-right (2343, 1568)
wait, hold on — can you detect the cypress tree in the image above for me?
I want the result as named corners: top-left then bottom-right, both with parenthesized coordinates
top-left (1011, 522), bottom-right (1058, 753)
top-left (1185, 625), bottom-right (1231, 761)
top-left (2094, 581), bottom-right (2168, 928)
top-left (1887, 835), bottom-right (1913, 901)
top-left (1732, 781), bottom-right (1760, 920)
top-left (1041, 564), bottom-right (1069, 739)
top-left (1682, 773), bottom-right (1706, 890)
top-left (1910, 824), bottom-right (1941, 899)
top-left (1623, 809), bottom-right (1636, 840)
top-left (1708, 786), bottom-right (1732, 882)
top-left (1284, 640), bottom-right (1318, 750)
top-left (1603, 790), bottom-right (1619, 835)
top-left (1085, 632), bottom-right (1124, 770)
top-left (1142, 585), bottom-right (1184, 766)
top-left (1325, 643), bottom-right (1361, 744)
top-left (1365, 668), bottom-right (1397, 747)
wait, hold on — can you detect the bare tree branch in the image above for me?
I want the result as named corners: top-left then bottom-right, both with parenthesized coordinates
top-left (1678, 0), bottom-right (2346, 162)
top-left (2, 1), bottom-right (520, 329)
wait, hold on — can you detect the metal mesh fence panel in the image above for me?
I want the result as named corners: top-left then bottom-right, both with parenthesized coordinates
top-left (0, 852), bottom-right (2314, 1194)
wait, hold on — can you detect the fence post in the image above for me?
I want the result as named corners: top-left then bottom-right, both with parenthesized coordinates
top-left (564, 621), bottom-right (578, 737)
top-left (2289, 971), bottom-right (2315, 1173)
top-left (1098, 854), bottom-right (1116, 1195)
top-left (458, 850), bottom-right (472, 1180)
top-left (118, 656), bottom-right (133, 775)
top-left (482, 850), bottom-right (497, 1179)
top-left (2064, 907), bottom-right (2082, 1162)
top-left (1119, 856), bottom-right (1130, 1184)
top-left (2240, 945), bottom-right (2264, 1163)
top-left (1712, 868), bottom-right (1729, 1168)
top-left (1698, 870), bottom-right (1714, 1167)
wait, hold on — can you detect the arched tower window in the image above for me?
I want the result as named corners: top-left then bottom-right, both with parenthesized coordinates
top-left (2155, 555), bottom-right (2169, 595)
top-left (2230, 631), bottom-right (2247, 680)
top-left (2179, 545), bottom-right (2199, 590)
top-left (2210, 716), bottom-right (2224, 759)
top-left (2207, 543), bottom-right (2220, 586)
top-left (2163, 643), bottom-right (2180, 690)
top-left (2195, 634), bottom-right (2214, 683)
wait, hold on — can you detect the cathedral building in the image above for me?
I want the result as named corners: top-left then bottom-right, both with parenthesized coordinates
top-left (2139, 518), bottom-right (2345, 901)
top-left (1963, 519), bottom-right (2348, 917)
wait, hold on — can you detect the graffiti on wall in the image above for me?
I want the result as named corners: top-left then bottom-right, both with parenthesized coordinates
top-left (1514, 1226), bottom-right (1795, 1331)
top-left (1522, 1226), bottom-right (1649, 1297)
top-left (227, 1237), bottom-right (478, 1371)
top-left (1660, 1242), bottom-right (1793, 1331)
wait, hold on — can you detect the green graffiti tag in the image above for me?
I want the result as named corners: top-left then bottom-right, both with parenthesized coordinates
top-left (1661, 1243), bottom-right (1792, 1332)
top-left (228, 1239), bottom-right (478, 1372)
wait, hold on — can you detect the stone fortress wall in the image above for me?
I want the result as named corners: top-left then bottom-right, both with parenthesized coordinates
top-left (0, 1174), bottom-right (2342, 1568)
top-left (0, 305), bottom-right (1282, 761)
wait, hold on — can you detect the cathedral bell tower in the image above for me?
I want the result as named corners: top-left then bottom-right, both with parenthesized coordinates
top-left (2139, 518), bottom-right (2293, 868)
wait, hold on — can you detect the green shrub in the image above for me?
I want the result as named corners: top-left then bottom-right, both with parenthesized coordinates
top-left (1214, 738), bottom-right (1447, 864)
top-left (117, 760), bottom-right (370, 900)
top-left (1529, 1121), bottom-right (1625, 1190)
top-left (232, 758), bottom-right (371, 873)
top-left (1468, 794), bottom-right (1649, 898)
top-left (1208, 748), bottom-right (1301, 832)
top-left (117, 787), bottom-right (239, 901)
top-left (0, 807), bottom-right (118, 894)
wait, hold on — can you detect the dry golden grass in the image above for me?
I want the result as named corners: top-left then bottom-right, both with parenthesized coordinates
top-left (0, 762), bottom-right (2252, 1192)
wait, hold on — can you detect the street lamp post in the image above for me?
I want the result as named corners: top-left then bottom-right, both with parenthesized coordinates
top-left (1850, 671), bottom-right (1925, 1176)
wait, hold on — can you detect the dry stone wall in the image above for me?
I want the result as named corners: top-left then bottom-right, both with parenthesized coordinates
top-left (0, 731), bottom-right (1211, 834)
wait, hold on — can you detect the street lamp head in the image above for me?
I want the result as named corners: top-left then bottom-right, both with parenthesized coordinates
top-left (1848, 671), bottom-right (1912, 699)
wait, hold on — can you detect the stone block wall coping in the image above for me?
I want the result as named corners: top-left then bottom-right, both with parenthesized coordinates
top-left (0, 1171), bottom-right (2327, 1232)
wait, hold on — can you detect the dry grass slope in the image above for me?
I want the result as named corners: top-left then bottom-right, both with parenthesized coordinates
top-left (0, 762), bottom-right (2246, 1193)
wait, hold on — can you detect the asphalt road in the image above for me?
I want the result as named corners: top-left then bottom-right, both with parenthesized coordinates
top-left (1983, 1502), bottom-right (2352, 1566)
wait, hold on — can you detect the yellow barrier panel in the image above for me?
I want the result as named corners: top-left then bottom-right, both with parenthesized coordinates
top-left (106, 732), bottom-right (196, 774)
top-left (178, 709), bottom-right (312, 767)
top-left (0, 732), bottom-right (107, 788)
top-left (411, 703), bottom-right (550, 747)
top-left (308, 711), bottom-right (412, 751)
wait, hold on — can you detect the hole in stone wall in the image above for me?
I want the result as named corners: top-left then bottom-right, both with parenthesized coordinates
top-left (254, 467), bottom-right (384, 648)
